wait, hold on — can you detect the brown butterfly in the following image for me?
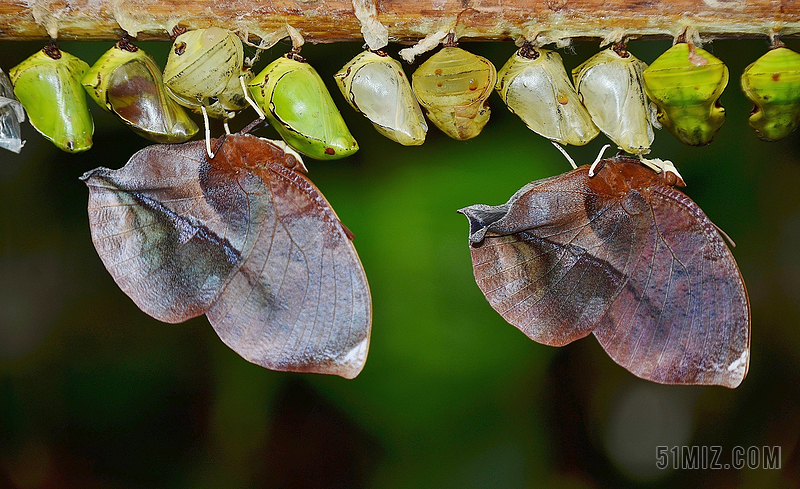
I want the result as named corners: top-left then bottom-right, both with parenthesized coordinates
top-left (81, 133), bottom-right (371, 378)
top-left (458, 155), bottom-right (750, 388)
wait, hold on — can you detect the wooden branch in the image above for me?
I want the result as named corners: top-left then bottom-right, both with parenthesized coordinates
top-left (0, 0), bottom-right (799, 43)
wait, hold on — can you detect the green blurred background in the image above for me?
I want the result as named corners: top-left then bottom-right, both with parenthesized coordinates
top-left (1, 37), bottom-right (799, 488)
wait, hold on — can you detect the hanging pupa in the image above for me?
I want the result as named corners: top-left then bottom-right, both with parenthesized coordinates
top-left (0, 68), bottom-right (25, 153)
top-left (162, 27), bottom-right (253, 120)
top-left (496, 44), bottom-right (599, 146)
top-left (335, 50), bottom-right (427, 146)
top-left (572, 45), bottom-right (652, 155)
top-left (249, 52), bottom-right (359, 160)
top-left (411, 40), bottom-right (497, 140)
top-left (82, 37), bottom-right (199, 143)
top-left (741, 45), bottom-right (800, 141)
top-left (9, 43), bottom-right (93, 153)
top-left (643, 42), bottom-right (728, 146)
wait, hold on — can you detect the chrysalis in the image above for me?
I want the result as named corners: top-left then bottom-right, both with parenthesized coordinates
top-left (249, 52), bottom-right (359, 160)
top-left (0, 68), bottom-right (25, 153)
top-left (572, 45), bottom-right (652, 155)
top-left (9, 43), bottom-right (93, 153)
top-left (162, 27), bottom-right (253, 120)
top-left (82, 37), bottom-right (199, 143)
top-left (335, 50), bottom-right (427, 146)
top-left (496, 45), bottom-right (598, 146)
top-left (412, 45), bottom-right (497, 140)
top-left (741, 46), bottom-right (800, 141)
top-left (643, 42), bottom-right (728, 146)
top-left (458, 155), bottom-right (749, 388)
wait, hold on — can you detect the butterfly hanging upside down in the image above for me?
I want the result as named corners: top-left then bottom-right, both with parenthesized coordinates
top-left (458, 155), bottom-right (750, 388)
top-left (81, 128), bottom-right (372, 378)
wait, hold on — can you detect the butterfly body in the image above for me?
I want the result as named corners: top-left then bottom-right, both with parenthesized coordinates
top-left (459, 156), bottom-right (749, 387)
top-left (82, 134), bottom-right (371, 378)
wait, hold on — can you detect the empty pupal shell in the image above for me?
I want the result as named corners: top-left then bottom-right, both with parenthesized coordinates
top-left (0, 68), bottom-right (25, 153)
top-left (162, 27), bottom-right (249, 119)
top-left (249, 54), bottom-right (359, 160)
top-left (10, 45), bottom-right (93, 153)
top-left (496, 46), bottom-right (599, 146)
top-left (741, 47), bottom-right (800, 141)
top-left (412, 46), bottom-right (497, 140)
top-left (643, 43), bottom-right (728, 146)
top-left (82, 39), bottom-right (199, 143)
top-left (573, 47), bottom-right (652, 155)
top-left (335, 50), bottom-right (427, 146)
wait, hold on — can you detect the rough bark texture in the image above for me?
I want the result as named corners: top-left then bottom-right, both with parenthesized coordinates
top-left (0, 0), bottom-right (799, 43)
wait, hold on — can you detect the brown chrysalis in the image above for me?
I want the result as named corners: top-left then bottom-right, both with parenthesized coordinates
top-left (458, 155), bottom-right (749, 388)
top-left (81, 133), bottom-right (371, 378)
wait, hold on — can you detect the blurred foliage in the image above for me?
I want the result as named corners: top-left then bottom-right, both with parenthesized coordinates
top-left (1, 37), bottom-right (799, 488)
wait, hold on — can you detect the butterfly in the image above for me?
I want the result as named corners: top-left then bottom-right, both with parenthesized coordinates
top-left (459, 155), bottom-right (749, 388)
top-left (82, 132), bottom-right (371, 378)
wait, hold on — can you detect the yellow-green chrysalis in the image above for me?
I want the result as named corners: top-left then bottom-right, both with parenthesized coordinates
top-left (249, 53), bottom-right (358, 160)
top-left (643, 42), bottom-right (728, 146)
top-left (412, 46), bottom-right (496, 140)
top-left (335, 50), bottom-right (427, 146)
top-left (496, 45), bottom-right (598, 146)
top-left (83, 37), bottom-right (198, 143)
top-left (741, 46), bottom-right (800, 141)
top-left (572, 45), bottom-right (652, 155)
top-left (10, 43), bottom-right (93, 153)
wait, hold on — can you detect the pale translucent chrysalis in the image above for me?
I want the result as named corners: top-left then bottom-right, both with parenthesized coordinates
top-left (335, 50), bottom-right (427, 146)
top-left (162, 28), bottom-right (251, 119)
top-left (496, 45), bottom-right (599, 146)
top-left (0, 68), bottom-right (25, 153)
top-left (412, 46), bottom-right (497, 140)
top-left (573, 46), bottom-right (653, 155)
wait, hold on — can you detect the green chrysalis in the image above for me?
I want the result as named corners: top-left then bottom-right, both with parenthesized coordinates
top-left (496, 45), bottom-right (598, 146)
top-left (572, 45), bottom-right (652, 155)
top-left (412, 46), bottom-right (496, 140)
top-left (0, 67), bottom-right (25, 153)
top-left (643, 42), bottom-right (728, 147)
top-left (335, 50), bottom-right (427, 146)
top-left (249, 53), bottom-right (358, 160)
top-left (741, 46), bottom-right (800, 141)
top-left (82, 37), bottom-right (198, 143)
top-left (10, 43), bottom-right (93, 153)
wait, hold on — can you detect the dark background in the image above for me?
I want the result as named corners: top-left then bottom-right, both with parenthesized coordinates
top-left (1, 37), bottom-right (798, 488)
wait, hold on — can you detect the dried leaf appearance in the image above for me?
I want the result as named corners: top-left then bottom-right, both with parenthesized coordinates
top-left (81, 134), bottom-right (372, 378)
top-left (335, 50), bottom-right (427, 146)
top-left (162, 28), bottom-right (250, 119)
top-left (573, 47), bottom-right (653, 155)
top-left (496, 47), bottom-right (598, 146)
top-left (644, 42), bottom-right (728, 146)
top-left (412, 46), bottom-right (497, 140)
top-left (741, 47), bottom-right (800, 141)
top-left (9, 45), bottom-right (93, 153)
top-left (82, 40), bottom-right (199, 143)
top-left (458, 156), bottom-right (750, 388)
top-left (0, 68), bottom-right (25, 153)
top-left (249, 55), bottom-right (358, 160)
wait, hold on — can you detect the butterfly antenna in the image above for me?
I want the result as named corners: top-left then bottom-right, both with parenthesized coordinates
top-left (713, 221), bottom-right (737, 248)
top-left (200, 105), bottom-right (214, 159)
top-left (589, 144), bottom-right (611, 177)
top-left (241, 75), bottom-right (265, 119)
top-left (551, 141), bottom-right (577, 169)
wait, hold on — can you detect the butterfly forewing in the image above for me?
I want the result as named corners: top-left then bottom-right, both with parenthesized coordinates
top-left (83, 134), bottom-right (371, 378)
top-left (460, 156), bottom-right (750, 387)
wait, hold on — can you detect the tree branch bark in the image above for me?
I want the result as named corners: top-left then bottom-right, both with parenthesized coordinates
top-left (1, 0), bottom-right (799, 43)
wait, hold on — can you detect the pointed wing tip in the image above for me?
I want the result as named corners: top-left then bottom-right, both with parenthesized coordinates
top-left (79, 167), bottom-right (112, 184)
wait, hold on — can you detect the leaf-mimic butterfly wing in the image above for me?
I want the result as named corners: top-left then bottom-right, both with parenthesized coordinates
top-left (82, 134), bottom-right (371, 378)
top-left (459, 156), bottom-right (749, 387)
